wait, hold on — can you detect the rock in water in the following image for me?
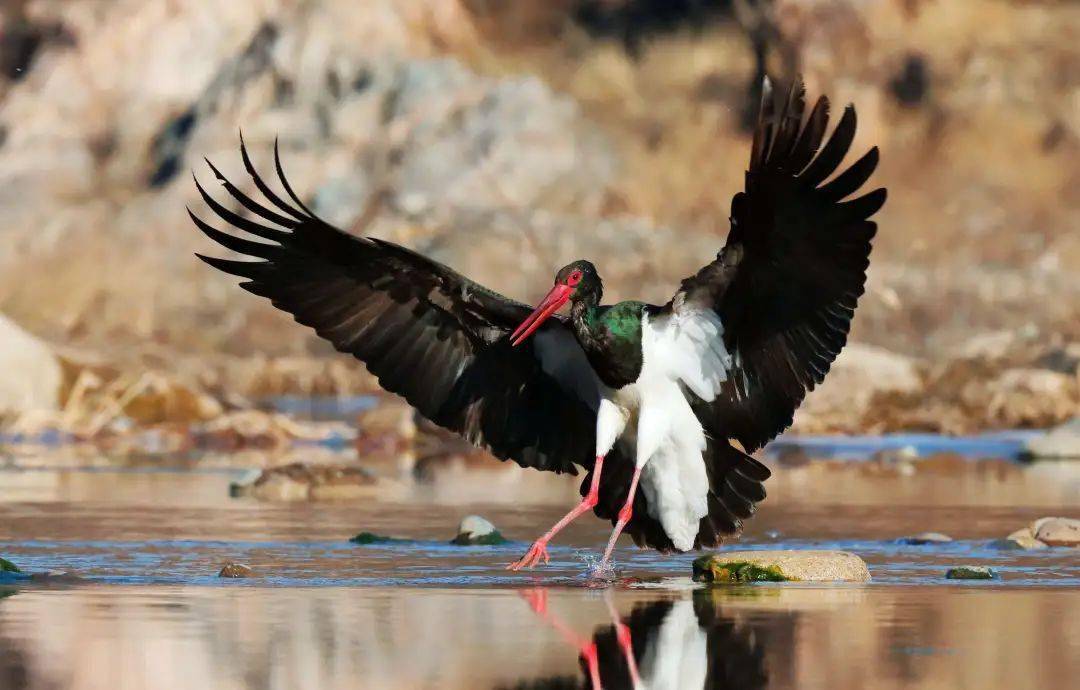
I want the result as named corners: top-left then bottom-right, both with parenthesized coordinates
top-left (230, 462), bottom-right (398, 502)
top-left (1031, 517), bottom-right (1080, 547)
top-left (0, 558), bottom-right (20, 573)
top-left (450, 515), bottom-right (507, 546)
top-left (218, 563), bottom-right (253, 578)
top-left (349, 532), bottom-right (408, 545)
top-left (0, 314), bottom-right (62, 415)
top-left (990, 528), bottom-right (1049, 550)
top-left (693, 551), bottom-right (871, 583)
top-left (898, 532), bottom-right (953, 545)
top-left (1022, 419), bottom-right (1080, 460)
top-left (946, 566), bottom-right (995, 580)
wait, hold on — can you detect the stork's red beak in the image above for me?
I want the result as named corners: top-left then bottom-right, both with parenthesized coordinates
top-left (510, 283), bottom-right (572, 346)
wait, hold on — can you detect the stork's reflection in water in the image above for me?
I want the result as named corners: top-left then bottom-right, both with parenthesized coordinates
top-left (507, 588), bottom-right (771, 690)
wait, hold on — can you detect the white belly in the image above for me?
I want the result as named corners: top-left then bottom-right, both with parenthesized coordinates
top-left (594, 312), bottom-right (714, 552)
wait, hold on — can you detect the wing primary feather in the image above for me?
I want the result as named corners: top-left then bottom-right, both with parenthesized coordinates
top-left (801, 105), bottom-right (856, 187)
top-left (819, 147), bottom-right (880, 202)
top-left (194, 252), bottom-right (269, 280)
top-left (837, 187), bottom-right (888, 221)
top-left (768, 78), bottom-right (805, 165)
top-left (789, 95), bottom-right (830, 172)
top-left (204, 157), bottom-right (299, 229)
top-left (192, 174), bottom-right (292, 244)
top-left (188, 209), bottom-right (280, 259)
top-left (273, 138), bottom-right (316, 218)
top-left (238, 132), bottom-right (308, 222)
top-left (749, 76), bottom-right (775, 171)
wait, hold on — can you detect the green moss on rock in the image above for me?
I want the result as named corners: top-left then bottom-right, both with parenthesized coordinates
top-left (693, 556), bottom-right (791, 583)
top-left (0, 558), bottom-right (21, 574)
top-left (946, 566), bottom-right (995, 580)
top-left (349, 532), bottom-right (407, 545)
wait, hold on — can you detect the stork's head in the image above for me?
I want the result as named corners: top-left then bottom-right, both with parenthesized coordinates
top-left (510, 260), bottom-right (601, 346)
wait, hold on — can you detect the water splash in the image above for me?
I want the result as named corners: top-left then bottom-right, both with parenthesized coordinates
top-left (580, 552), bottom-right (617, 583)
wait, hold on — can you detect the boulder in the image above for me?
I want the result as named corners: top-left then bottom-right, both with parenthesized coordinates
top-left (1031, 517), bottom-right (1080, 547)
top-left (898, 532), bottom-right (952, 545)
top-left (450, 515), bottom-right (507, 545)
top-left (0, 314), bottom-right (62, 416)
top-left (693, 550), bottom-right (870, 583)
top-left (218, 563), bottom-right (253, 578)
top-left (1022, 418), bottom-right (1080, 460)
top-left (945, 566), bottom-right (994, 580)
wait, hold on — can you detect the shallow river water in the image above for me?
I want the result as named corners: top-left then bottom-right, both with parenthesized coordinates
top-left (0, 441), bottom-right (1078, 689)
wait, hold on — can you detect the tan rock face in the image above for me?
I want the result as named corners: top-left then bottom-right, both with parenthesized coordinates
top-left (695, 550), bottom-right (871, 583)
top-left (0, 314), bottom-right (62, 415)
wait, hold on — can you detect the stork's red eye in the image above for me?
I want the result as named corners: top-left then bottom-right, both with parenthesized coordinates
top-left (566, 270), bottom-right (583, 286)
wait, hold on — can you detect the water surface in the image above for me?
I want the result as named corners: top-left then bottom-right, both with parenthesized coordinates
top-left (1, 441), bottom-right (1078, 689)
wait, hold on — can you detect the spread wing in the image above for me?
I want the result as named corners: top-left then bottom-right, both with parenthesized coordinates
top-left (660, 77), bottom-right (887, 452)
top-left (190, 139), bottom-right (600, 474)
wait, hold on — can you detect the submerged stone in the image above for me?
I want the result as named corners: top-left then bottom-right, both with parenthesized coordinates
top-left (349, 532), bottom-right (408, 545)
top-left (218, 563), bottom-right (253, 578)
top-left (946, 566), bottom-right (995, 580)
top-left (898, 532), bottom-right (953, 545)
top-left (450, 515), bottom-right (508, 546)
top-left (693, 550), bottom-right (870, 583)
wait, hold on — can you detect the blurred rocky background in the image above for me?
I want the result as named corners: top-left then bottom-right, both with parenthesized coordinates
top-left (0, 0), bottom-right (1077, 439)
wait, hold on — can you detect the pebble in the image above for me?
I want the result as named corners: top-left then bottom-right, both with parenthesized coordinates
top-left (898, 532), bottom-right (953, 545)
top-left (946, 566), bottom-right (995, 580)
top-left (218, 563), bottom-right (253, 578)
top-left (450, 515), bottom-right (508, 546)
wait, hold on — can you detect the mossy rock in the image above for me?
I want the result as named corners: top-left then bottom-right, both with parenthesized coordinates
top-left (946, 566), bottom-right (995, 580)
top-left (349, 532), bottom-right (408, 545)
top-left (0, 558), bottom-right (21, 574)
top-left (693, 557), bottom-right (790, 583)
top-left (450, 530), bottom-right (508, 546)
top-left (692, 550), bottom-right (871, 583)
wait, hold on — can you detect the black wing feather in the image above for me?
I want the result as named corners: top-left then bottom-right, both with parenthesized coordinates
top-left (672, 76), bottom-right (887, 453)
top-left (191, 143), bottom-right (602, 475)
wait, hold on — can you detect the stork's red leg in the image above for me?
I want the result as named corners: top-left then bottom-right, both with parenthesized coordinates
top-left (599, 464), bottom-right (642, 566)
top-left (507, 455), bottom-right (606, 570)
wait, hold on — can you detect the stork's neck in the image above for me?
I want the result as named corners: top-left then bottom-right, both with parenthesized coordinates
top-left (569, 299), bottom-right (645, 389)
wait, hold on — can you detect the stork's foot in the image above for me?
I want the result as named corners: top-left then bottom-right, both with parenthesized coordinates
top-left (507, 539), bottom-right (550, 570)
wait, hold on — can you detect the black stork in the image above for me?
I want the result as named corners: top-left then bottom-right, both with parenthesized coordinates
top-left (189, 77), bottom-right (885, 570)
